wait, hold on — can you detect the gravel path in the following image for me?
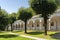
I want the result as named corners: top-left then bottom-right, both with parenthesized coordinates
top-left (9, 32), bottom-right (47, 40)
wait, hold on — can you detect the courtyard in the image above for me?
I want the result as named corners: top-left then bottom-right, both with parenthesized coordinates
top-left (0, 31), bottom-right (33, 40)
top-left (0, 0), bottom-right (60, 40)
top-left (0, 31), bottom-right (60, 40)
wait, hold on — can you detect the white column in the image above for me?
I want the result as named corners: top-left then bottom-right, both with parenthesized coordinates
top-left (49, 22), bottom-right (51, 30)
top-left (32, 20), bottom-right (35, 30)
top-left (23, 23), bottom-right (25, 30)
top-left (27, 21), bottom-right (29, 30)
top-left (33, 20), bottom-right (35, 30)
top-left (20, 22), bottom-right (21, 30)
top-left (48, 19), bottom-right (51, 30)
top-left (33, 20), bottom-right (35, 27)
top-left (54, 21), bottom-right (56, 30)
top-left (39, 19), bottom-right (42, 30)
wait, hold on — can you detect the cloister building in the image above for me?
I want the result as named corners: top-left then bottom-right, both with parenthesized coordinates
top-left (6, 9), bottom-right (60, 31)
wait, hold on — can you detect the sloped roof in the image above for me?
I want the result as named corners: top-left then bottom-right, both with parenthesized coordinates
top-left (13, 20), bottom-right (24, 25)
top-left (32, 14), bottom-right (40, 18)
top-left (50, 9), bottom-right (60, 18)
top-left (13, 9), bottom-right (60, 24)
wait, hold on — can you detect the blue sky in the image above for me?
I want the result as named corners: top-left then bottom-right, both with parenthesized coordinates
top-left (0, 0), bottom-right (29, 13)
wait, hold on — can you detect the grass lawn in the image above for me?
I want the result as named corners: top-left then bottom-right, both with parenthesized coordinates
top-left (13, 30), bottom-right (60, 40)
top-left (0, 31), bottom-right (33, 40)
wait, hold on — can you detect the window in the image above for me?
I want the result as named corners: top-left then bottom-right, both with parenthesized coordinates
top-left (18, 24), bottom-right (20, 28)
top-left (43, 24), bottom-right (45, 26)
top-left (32, 24), bottom-right (34, 27)
top-left (37, 24), bottom-right (39, 27)
top-left (37, 21), bottom-right (39, 27)
top-left (51, 22), bottom-right (54, 26)
top-left (21, 23), bottom-right (23, 28)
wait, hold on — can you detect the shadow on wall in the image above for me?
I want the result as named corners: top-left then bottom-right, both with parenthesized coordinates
top-left (0, 34), bottom-right (18, 38)
top-left (50, 32), bottom-right (60, 39)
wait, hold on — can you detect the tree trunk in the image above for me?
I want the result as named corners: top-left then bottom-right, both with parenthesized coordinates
top-left (44, 18), bottom-right (47, 35)
top-left (25, 21), bottom-right (27, 33)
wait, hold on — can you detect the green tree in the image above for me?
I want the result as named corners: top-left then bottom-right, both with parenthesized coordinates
top-left (30, 0), bottom-right (57, 35)
top-left (55, 0), bottom-right (60, 6)
top-left (0, 7), bottom-right (8, 31)
top-left (18, 8), bottom-right (32, 33)
top-left (27, 8), bottom-right (36, 16)
top-left (8, 13), bottom-right (16, 31)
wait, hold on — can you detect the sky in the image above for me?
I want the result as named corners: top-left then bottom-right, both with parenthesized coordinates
top-left (0, 0), bottom-right (29, 13)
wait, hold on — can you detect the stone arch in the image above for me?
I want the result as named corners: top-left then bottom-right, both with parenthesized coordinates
top-left (34, 19), bottom-right (40, 30)
top-left (35, 19), bottom-right (40, 27)
top-left (28, 20), bottom-right (34, 30)
top-left (17, 23), bottom-right (20, 30)
top-left (49, 16), bottom-right (60, 30)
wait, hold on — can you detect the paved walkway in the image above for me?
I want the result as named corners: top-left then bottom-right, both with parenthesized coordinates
top-left (9, 32), bottom-right (47, 40)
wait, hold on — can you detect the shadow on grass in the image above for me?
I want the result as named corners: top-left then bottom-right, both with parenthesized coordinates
top-left (0, 34), bottom-right (18, 38)
top-left (0, 31), bottom-right (6, 33)
top-left (50, 32), bottom-right (60, 39)
top-left (13, 30), bottom-right (23, 33)
top-left (27, 31), bottom-right (44, 35)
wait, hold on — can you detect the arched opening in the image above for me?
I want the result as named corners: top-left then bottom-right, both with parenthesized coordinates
top-left (18, 24), bottom-right (20, 30)
top-left (35, 19), bottom-right (40, 30)
top-left (51, 22), bottom-right (54, 26)
top-left (20, 23), bottom-right (24, 30)
top-left (28, 20), bottom-right (34, 30)
top-left (16, 24), bottom-right (18, 30)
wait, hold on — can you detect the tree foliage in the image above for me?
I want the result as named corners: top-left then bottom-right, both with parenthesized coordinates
top-left (0, 7), bottom-right (8, 31)
top-left (30, 0), bottom-right (57, 17)
top-left (8, 13), bottom-right (17, 24)
top-left (18, 8), bottom-right (33, 22)
top-left (55, 0), bottom-right (60, 6)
